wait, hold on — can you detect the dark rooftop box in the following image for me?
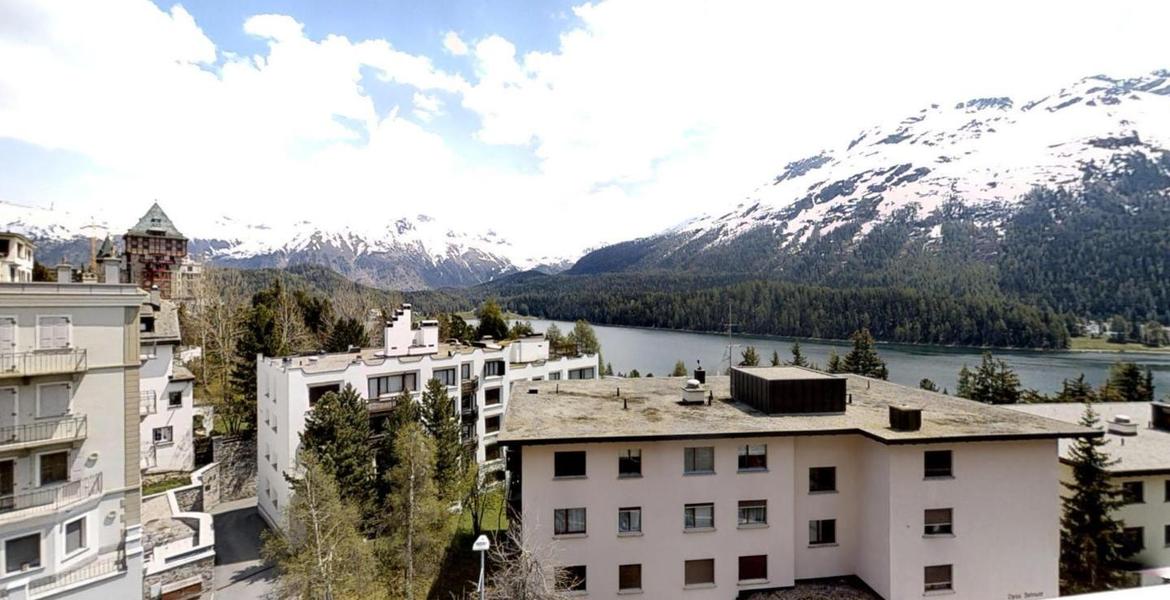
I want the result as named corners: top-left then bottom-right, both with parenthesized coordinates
top-left (730, 366), bottom-right (846, 415)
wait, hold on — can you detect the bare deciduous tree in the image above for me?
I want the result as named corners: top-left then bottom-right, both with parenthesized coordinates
top-left (187, 266), bottom-right (247, 427)
top-left (484, 523), bottom-right (577, 600)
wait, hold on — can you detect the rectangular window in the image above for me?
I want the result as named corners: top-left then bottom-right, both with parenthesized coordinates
top-left (37, 383), bottom-right (70, 418)
top-left (924, 450), bottom-right (953, 478)
top-left (568, 367), bottom-right (595, 380)
top-left (809, 466), bottom-right (837, 492)
top-left (924, 508), bottom-right (954, 536)
top-left (618, 507), bottom-right (641, 534)
top-left (618, 564), bottom-right (641, 591)
top-left (484, 444), bottom-right (501, 461)
top-left (1122, 527), bottom-right (1145, 554)
top-left (737, 445), bottom-right (767, 471)
top-left (5, 534), bottom-right (40, 574)
top-left (684, 503), bottom-right (714, 530)
top-left (1165, 480), bottom-right (1170, 502)
top-left (809, 519), bottom-right (836, 545)
top-left (738, 500), bottom-right (767, 526)
top-left (153, 426), bottom-right (174, 445)
top-left (37, 316), bottom-right (70, 349)
top-left (39, 451), bottom-right (68, 486)
top-left (307, 384), bottom-right (340, 407)
top-left (65, 517), bottom-right (86, 555)
top-left (433, 368), bottom-right (456, 387)
top-left (367, 373), bottom-right (418, 399)
top-left (618, 449), bottom-right (641, 477)
top-left (484, 360), bottom-right (505, 377)
top-left (554, 508), bottom-right (586, 535)
top-left (558, 565), bottom-right (586, 592)
top-left (924, 564), bottom-right (953, 592)
top-left (1164, 524), bottom-right (1170, 547)
top-left (485, 415), bottom-right (501, 434)
top-left (461, 363), bottom-right (472, 380)
top-left (549, 371), bottom-right (562, 380)
top-left (485, 388), bottom-right (502, 406)
top-left (1122, 481), bottom-right (1144, 504)
top-left (684, 447), bottom-right (715, 474)
top-left (738, 555), bottom-right (767, 582)
top-left (554, 451), bottom-right (586, 478)
top-left (684, 559), bottom-right (715, 586)
top-left (168, 391), bottom-right (183, 408)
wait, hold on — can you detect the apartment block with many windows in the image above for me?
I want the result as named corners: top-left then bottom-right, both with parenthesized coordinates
top-left (500, 367), bottom-right (1095, 600)
top-left (256, 304), bottom-right (598, 531)
top-left (0, 279), bottom-right (146, 600)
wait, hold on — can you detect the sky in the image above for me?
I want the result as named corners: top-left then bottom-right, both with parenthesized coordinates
top-left (0, 0), bottom-right (1168, 261)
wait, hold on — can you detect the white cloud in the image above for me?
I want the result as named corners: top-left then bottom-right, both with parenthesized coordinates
top-left (412, 93), bottom-right (444, 122)
top-left (442, 31), bottom-right (468, 56)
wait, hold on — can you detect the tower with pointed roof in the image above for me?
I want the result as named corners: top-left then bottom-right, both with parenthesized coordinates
top-left (123, 202), bottom-right (188, 298)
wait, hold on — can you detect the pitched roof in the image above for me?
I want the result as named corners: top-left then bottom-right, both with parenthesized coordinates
top-left (97, 235), bottom-right (117, 258)
top-left (128, 202), bottom-right (184, 239)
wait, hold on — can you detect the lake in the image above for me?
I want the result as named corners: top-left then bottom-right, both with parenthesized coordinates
top-left (525, 319), bottom-right (1170, 395)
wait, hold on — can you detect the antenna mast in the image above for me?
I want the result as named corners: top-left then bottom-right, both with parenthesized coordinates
top-left (722, 303), bottom-right (739, 375)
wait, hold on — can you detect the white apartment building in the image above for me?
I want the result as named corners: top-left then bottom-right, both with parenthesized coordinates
top-left (499, 366), bottom-right (1095, 600)
top-left (0, 277), bottom-right (145, 600)
top-left (1010, 401), bottom-right (1170, 586)
top-left (0, 234), bottom-right (34, 284)
top-left (256, 303), bottom-right (598, 531)
top-left (137, 291), bottom-right (196, 474)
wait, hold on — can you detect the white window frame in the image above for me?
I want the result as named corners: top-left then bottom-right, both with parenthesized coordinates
top-left (618, 507), bottom-right (642, 534)
top-left (0, 315), bottom-right (18, 353)
top-left (33, 449), bottom-right (69, 488)
top-left (2, 531), bottom-right (42, 575)
top-left (34, 382), bottom-right (71, 419)
top-left (432, 368), bottom-right (457, 388)
top-left (62, 516), bottom-right (87, 560)
top-left (34, 315), bottom-right (72, 351)
top-left (684, 503), bottom-right (715, 530)
top-left (153, 426), bottom-right (174, 446)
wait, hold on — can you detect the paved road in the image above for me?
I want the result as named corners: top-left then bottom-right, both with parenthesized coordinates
top-left (212, 497), bottom-right (277, 600)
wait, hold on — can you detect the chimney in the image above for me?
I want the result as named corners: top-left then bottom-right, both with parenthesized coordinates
top-left (150, 285), bottom-right (161, 306)
top-left (693, 360), bottom-right (706, 384)
top-left (889, 405), bottom-right (922, 431)
top-left (100, 256), bottom-right (121, 284)
top-left (55, 263), bottom-right (72, 283)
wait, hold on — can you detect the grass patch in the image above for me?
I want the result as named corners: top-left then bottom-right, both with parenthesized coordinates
top-left (429, 488), bottom-right (509, 600)
top-left (1069, 337), bottom-right (1170, 353)
top-left (457, 487), bottom-right (509, 534)
top-left (143, 475), bottom-right (190, 496)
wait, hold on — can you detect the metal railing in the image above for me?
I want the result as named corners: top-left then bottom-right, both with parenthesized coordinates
top-left (461, 376), bottom-right (479, 394)
top-left (0, 416), bottom-right (86, 448)
top-left (28, 547), bottom-right (126, 596)
top-left (0, 473), bottom-right (102, 519)
top-left (0, 349), bottom-right (87, 378)
top-left (140, 391), bottom-right (157, 416)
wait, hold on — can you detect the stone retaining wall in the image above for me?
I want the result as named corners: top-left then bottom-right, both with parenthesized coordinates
top-left (212, 433), bottom-right (256, 501)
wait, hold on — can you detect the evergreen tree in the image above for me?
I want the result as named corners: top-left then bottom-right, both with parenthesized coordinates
top-left (437, 313), bottom-right (474, 343)
top-left (605, 362), bottom-right (614, 376)
top-left (383, 422), bottom-right (452, 600)
top-left (826, 351), bottom-right (843, 374)
top-left (475, 299), bottom-right (509, 340)
top-left (1060, 403), bottom-right (1133, 593)
top-left (919, 378), bottom-right (939, 392)
top-left (769, 350), bottom-right (781, 367)
top-left (1055, 374), bottom-right (1098, 404)
top-left (1108, 315), bottom-right (1130, 343)
top-left (628, 369), bottom-right (641, 378)
top-left (956, 365), bottom-right (974, 399)
top-left (545, 323), bottom-right (564, 347)
top-left (300, 385), bottom-right (375, 516)
top-left (1142, 320), bottom-right (1167, 347)
top-left (1100, 362), bottom-right (1154, 402)
top-left (419, 378), bottom-right (462, 500)
top-left (374, 390), bottom-right (420, 500)
top-left (739, 346), bottom-right (760, 367)
top-left (969, 352), bottom-right (1021, 404)
top-left (325, 316), bottom-right (370, 353)
top-left (841, 329), bottom-right (888, 379)
top-left (566, 320), bottom-right (601, 355)
top-left (671, 360), bottom-right (688, 376)
top-left (508, 320), bottom-right (536, 340)
top-left (789, 342), bottom-right (809, 367)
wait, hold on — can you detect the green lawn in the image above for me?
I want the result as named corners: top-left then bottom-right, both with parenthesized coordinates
top-left (430, 489), bottom-right (509, 600)
top-left (142, 476), bottom-right (190, 497)
top-left (1068, 337), bottom-right (1170, 353)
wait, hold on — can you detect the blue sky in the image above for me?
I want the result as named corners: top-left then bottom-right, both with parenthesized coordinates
top-left (0, 0), bottom-right (1168, 260)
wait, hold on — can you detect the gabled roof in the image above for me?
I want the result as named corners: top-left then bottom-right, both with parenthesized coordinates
top-left (127, 202), bottom-right (185, 239)
top-left (97, 235), bottom-right (117, 258)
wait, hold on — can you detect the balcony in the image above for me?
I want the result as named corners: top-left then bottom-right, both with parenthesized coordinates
top-left (0, 349), bottom-right (87, 380)
top-left (0, 416), bottom-right (87, 452)
top-left (0, 473), bottom-right (103, 525)
top-left (461, 376), bottom-right (479, 395)
top-left (28, 547), bottom-right (126, 597)
top-left (140, 391), bottom-right (158, 416)
top-left (460, 405), bottom-right (478, 423)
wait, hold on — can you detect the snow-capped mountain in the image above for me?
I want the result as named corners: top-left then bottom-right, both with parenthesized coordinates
top-left (0, 202), bottom-right (570, 290)
top-left (570, 70), bottom-right (1170, 275)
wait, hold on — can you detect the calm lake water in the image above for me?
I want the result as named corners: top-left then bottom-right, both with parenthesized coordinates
top-left (527, 319), bottom-right (1170, 395)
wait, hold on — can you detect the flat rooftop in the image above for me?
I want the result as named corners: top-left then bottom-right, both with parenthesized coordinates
top-left (1008, 402), bottom-right (1170, 475)
top-left (271, 342), bottom-right (497, 373)
top-left (498, 374), bottom-right (1097, 445)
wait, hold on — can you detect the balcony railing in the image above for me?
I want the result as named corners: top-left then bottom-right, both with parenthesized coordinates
top-left (461, 376), bottom-right (479, 395)
top-left (0, 416), bottom-right (87, 450)
top-left (0, 349), bottom-right (87, 379)
top-left (140, 391), bottom-right (157, 416)
top-left (0, 473), bottom-right (103, 523)
top-left (28, 547), bottom-right (126, 596)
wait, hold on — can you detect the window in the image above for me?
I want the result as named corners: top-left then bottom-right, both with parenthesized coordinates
top-left (738, 555), bottom-right (767, 582)
top-left (684, 503), bottom-right (714, 530)
top-left (485, 388), bottom-right (502, 406)
top-left (924, 450), bottom-right (952, 478)
top-left (1122, 481), bottom-right (1144, 504)
top-left (39, 451), bottom-right (68, 486)
top-left (684, 447), bottom-right (715, 474)
top-left (554, 508), bottom-right (586, 535)
top-left (485, 415), bottom-right (501, 434)
top-left (737, 445), bottom-right (767, 471)
top-left (367, 373), bottom-right (417, 399)
top-left (618, 449), bottom-right (641, 477)
top-left (1164, 524), bottom-right (1170, 547)
top-left (65, 517), bottom-right (86, 555)
top-left (484, 360), bottom-right (505, 377)
top-left (558, 565), bottom-right (586, 592)
top-left (809, 466), bottom-right (836, 492)
top-left (684, 559), bottom-right (715, 586)
top-left (37, 316), bottom-right (70, 349)
top-left (618, 564), bottom-right (641, 591)
top-left (568, 367), bottom-right (595, 380)
top-left (1165, 480), bottom-right (1170, 502)
top-left (36, 383), bottom-right (70, 418)
top-left (433, 368), bottom-right (456, 387)
top-left (924, 564), bottom-right (953, 592)
top-left (168, 391), bottom-right (183, 408)
top-left (4, 534), bottom-right (40, 574)
top-left (459, 363), bottom-right (472, 380)
top-left (809, 519), bottom-right (836, 545)
top-left (1122, 527), bottom-right (1144, 554)
top-left (484, 444), bottom-right (501, 461)
top-left (153, 426), bottom-right (174, 445)
top-left (738, 500), bottom-right (767, 526)
top-left (924, 508), bottom-right (953, 536)
top-left (307, 383), bottom-right (340, 406)
top-left (549, 371), bottom-right (562, 380)
top-left (554, 451), bottom-right (586, 478)
top-left (618, 507), bottom-right (641, 534)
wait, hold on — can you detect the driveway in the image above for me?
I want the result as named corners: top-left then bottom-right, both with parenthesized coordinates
top-left (212, 497), bottom-right (278, 600)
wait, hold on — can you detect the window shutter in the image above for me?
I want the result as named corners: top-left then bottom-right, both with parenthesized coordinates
top-left (39, 384), bottom-right (69, 417)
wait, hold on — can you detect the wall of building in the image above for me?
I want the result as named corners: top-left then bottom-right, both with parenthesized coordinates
top-left (1108, 471), bottom-right (1170, 570)
top-left (140, 343), bottom-right (196, 473)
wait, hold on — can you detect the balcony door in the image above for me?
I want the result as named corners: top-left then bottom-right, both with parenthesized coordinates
top-left (0, 317), bottom-right (14, 353)
top-left (0, 388), bottom-right (14, 435)
top-left (0, 460), bottom-right (12, 511)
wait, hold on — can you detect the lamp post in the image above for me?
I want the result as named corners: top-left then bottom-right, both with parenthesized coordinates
top-left (473, 534), bottom-right (491, 600)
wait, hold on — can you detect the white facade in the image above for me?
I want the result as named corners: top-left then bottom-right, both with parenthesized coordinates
top-left (256, 304), bottom-right (598, 531)
top-left (0, 234), bottom-right (34, 284)
top-left (0, 281), bottom-right (146, 600)
top-left (137, 296), bottom-right (196, 474)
